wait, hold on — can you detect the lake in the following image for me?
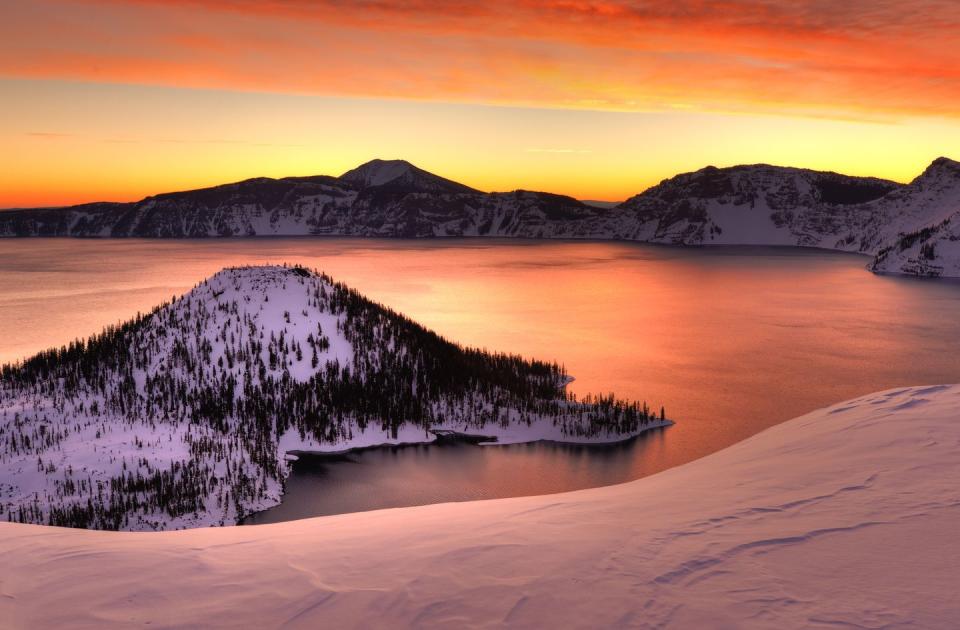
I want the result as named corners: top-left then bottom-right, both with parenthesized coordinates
top-left (2, 238), bottom-right (960, 523)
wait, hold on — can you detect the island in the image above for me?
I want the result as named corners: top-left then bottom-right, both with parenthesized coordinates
top-left (0, 265), bottom-right (669, 531)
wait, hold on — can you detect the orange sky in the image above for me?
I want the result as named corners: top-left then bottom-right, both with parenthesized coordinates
top-left (2, 0), bottom-right (960, 206)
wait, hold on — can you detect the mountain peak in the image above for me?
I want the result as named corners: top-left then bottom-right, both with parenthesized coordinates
top-left (339, 159), bottom-right (479, 194)
top-left (340, 159), bottom-right (415, 187)
top-left (931, 156), bottom-right (960, 167)
top-left (911, 156), bottom-right (960, 187)
top-left (925, 156), bottom-right (960, 173)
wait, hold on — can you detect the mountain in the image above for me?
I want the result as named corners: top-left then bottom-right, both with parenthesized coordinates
top-left (340, 158), bottom-right (479, 194)
top-left (870, 214), bottom-right (960, 277)
top-left (3, 383), bottom-right (958, 627)
top-left (867, 158), bottom-right (960, 276)
top-left (0, 159), bottom-right (604, 239)
top-left (0, 265), bottom-right (665, 531)
top-left (3, 157), bottom-right (960, 277)
top-left (613, 157), bottom-right (960, 276)
top-left (614, 164), bottom-right (901, 250)
top-left (579, 199), bottom-right (622, 209)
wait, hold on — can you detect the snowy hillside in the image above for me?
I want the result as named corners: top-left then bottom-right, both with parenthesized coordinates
top-left (3, 157), bottom-right (960, 277)
top-left (857, 158), bottom-right (960, 246)
top-left (0, 265), bottom-right (666, 531)
top-left (615, 163), bottom-right (899, 249)
top-left (616, 157), bottom-right (960, 277)
top-left (870, 213), bottom-right (960, 277)
top-left (868, 159), bottom-right (960, 277)
top-left (340, 158), bottom-right (479, 194)
top-left (2, 383), bottom-right (958, 628)
top-left (0, 159), bottom-right (601, 239)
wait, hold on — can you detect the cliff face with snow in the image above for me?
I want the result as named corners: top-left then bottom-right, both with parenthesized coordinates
top-left (870, 214), bottom-right (960, 277)
top-left (867, 158), bottom-right (960, 277)
top-left (3, 384), bottom-right (958, 628)
top-left (613, 164), bottom-right (899, 250)
top-left (607, 158), bottom-right (960, 271)
top-left (0, 265), bottom-right (664, 531)
top-left (2, 157), bottom-right (960, 277)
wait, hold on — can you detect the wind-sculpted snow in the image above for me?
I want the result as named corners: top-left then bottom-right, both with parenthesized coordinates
top-left (2, 385), bottom-right (958, 628)
top-left (3, 157), bottom-right (960, 277)
top-left (0, 265), bottom-right (666, 531)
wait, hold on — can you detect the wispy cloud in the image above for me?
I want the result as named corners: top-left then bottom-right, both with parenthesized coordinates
top-left (1, 0), bottom-right (959, 118)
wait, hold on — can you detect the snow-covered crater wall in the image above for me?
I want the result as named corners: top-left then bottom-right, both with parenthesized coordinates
top-left (3, 157), bottom-right (960, 278)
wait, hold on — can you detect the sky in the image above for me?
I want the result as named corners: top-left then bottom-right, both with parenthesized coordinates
top-left (1, 0), bottom-right (960, 207)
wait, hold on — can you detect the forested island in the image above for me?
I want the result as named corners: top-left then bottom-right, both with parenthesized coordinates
top-left (0, 265), bottom-right (669, 530)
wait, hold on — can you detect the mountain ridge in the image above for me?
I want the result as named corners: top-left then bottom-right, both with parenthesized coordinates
top-left (2, 157), bottom-right (958, 278)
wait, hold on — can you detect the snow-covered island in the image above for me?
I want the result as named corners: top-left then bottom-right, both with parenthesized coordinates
top-left (0, 265), bottom-right (669, 531)
top-left (1, 384), bottom-right (957, 628)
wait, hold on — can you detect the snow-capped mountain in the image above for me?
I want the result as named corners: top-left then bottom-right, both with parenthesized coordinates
top-left (614, 164), bottom-right (901, 250)
top-left (3, 157), bottom-right (960, 277)
top-left (611, 157), bottom-right (960, 275)
top-left (340, 158), bottom-right (479, 194)
top-left (0, 160), bottom-right (602, 239)
top-left (0, 265), bottom-right (665, 531)
top-left (867, 158), bottom-right (960, 277)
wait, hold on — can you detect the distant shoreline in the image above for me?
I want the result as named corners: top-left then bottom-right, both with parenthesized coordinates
top-left (284, 419), bottom-right (675, 461)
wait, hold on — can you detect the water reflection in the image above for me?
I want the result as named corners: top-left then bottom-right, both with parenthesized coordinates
top-left (244, 426), bottom-right (671, 524)
top-left (3, 237), bottom-right (960, 523)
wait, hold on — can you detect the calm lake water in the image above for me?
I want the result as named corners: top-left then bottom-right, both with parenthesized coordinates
top-left (2, 238), bottom-right (960, 523)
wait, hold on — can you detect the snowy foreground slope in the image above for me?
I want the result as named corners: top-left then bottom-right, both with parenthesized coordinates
top-left (3, 157), bottom-right (960, 277)
top-left (0, 265), bottom-right (665, 531)
top-left (2, 384), bottom-right (958, 628)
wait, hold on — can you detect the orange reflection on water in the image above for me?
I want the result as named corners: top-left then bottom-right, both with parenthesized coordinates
top-left (3, 238), bottom-right (960, 518)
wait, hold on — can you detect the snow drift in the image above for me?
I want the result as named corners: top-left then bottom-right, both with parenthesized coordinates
top-left (2, 384), bottom-right (958, 628)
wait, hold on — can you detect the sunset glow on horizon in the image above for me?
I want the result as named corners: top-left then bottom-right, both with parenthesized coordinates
top-left (2, 0), bottom-right (960, 207)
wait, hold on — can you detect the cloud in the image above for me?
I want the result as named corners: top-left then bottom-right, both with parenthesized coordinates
top-left (1, 0), bottom-right (958, 118)
top-left (95, 0), bottom-right (960, 38)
